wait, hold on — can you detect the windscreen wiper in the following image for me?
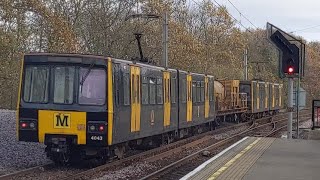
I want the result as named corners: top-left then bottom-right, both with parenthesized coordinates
top-left (80, 62), bottom-right (95, 86)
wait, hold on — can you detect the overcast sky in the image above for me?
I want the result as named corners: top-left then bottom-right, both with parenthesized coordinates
top-left (213, 0), bottom-right (320, 42)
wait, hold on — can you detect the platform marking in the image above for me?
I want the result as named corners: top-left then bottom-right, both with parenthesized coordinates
top-left (180, 137), bottom-right (249, 180)
top-left (207, 137), bottom-right (261, 180)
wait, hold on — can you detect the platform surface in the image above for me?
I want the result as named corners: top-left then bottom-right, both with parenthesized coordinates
top-left (181, 137), bottom-right (320, 180)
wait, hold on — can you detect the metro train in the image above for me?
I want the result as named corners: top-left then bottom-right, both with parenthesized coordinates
top-left (16, 53), bottom-right (282, 164)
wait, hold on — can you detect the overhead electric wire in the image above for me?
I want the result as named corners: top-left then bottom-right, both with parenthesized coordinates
top-left (211, 0), bottom-right (267, 49)
top-left (290, 24), bottom-right (320, 33)
top-left (211, 0), bottom-right (253, 33)
top-left (226, 0), bottom-right (258, 29)
top-left (189, 0), bottom-right (254, 33)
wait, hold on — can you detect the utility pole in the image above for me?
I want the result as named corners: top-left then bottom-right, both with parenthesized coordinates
top-left (243, 49), bottom-right (248, 80)
top-left (162, 11), bottom-right (168, 68)
top-left (288, 78), bottom-right (293, 139)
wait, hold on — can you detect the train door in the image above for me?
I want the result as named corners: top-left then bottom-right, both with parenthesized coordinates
top-left (187, 74), bottom-right (192, 122)
top-left (265, 83), bottom-right (269, 110)
top-left (163, 71), bottom-right (171, 126)
top-left (205, 76), bottom-right (209, 118)
top-left (130, 66), bottom-right (141, 132)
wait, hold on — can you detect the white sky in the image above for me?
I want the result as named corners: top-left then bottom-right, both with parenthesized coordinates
top-left (209, 0), bottom-right (320, 42)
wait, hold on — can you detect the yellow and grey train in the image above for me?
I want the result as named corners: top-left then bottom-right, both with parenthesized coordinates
top-left (16, 53), bottom-right (282, 164)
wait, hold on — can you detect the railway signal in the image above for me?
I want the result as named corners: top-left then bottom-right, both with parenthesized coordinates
top-left (267, 22), bottom-right (306, 140)
top-left (269, 30), bottom-right (300, 77)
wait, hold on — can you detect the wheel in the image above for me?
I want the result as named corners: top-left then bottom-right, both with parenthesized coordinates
top-left (50, 152), bottom-right (72, 165)
top-left (114, 144), bottom-right (126, 159)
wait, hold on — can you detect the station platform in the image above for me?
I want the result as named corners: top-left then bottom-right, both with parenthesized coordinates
top-left (181, 136), bottom-right (320, 180)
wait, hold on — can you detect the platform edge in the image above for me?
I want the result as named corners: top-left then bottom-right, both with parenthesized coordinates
top-left (180, 136), bottom-right (250, 180)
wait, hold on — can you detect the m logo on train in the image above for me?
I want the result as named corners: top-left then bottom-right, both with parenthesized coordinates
top-left (54, 113), bottom-right (70, 128)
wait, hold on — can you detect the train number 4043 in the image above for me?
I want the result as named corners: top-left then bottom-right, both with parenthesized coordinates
top-left (90, 136), bottom-right (103, 141)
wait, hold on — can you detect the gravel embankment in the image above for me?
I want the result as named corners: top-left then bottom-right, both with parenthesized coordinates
top-left (95, 163), bottom-right (156, 180)
top-left (0, 109), bottom-right (50, 175)
top-left (280, 119), bottom-right (312, 139)
top-left (299, 119), bottom-right (312, 128)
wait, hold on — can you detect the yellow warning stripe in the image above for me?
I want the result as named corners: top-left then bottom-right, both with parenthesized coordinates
top-left (207, 138), bottom-right (261, 180)
top-left (107, 58), bottom-right (113, 145)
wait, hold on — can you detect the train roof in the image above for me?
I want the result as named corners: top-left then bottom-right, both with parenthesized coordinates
top-left (112, 58), bottom-right (177, 72)
top-left (24, 52), bottom-right (214, 77)
top-left (25, 52), bottom-right (106, 60)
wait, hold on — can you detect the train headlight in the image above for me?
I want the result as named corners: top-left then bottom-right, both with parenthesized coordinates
top-left (29, 122), bottom-right (35, 128)
top-left (89, 125), bottom-right (96, 131)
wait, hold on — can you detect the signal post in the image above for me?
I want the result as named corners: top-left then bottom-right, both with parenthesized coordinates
top-left (267, 22), bottom-right (305, 139)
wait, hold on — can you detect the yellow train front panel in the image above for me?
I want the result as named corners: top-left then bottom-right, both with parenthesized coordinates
top-left (38, 110), bottom-right (86, 144)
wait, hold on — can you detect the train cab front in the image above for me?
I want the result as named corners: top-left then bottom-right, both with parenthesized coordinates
top-left (17, 53), bottom-right (110, 164)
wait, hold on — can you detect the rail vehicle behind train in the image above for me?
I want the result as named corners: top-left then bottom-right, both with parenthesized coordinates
top-left (16, 53), bottom-right (282, 164)
top-left (239, 80), bottom-right (283, 119)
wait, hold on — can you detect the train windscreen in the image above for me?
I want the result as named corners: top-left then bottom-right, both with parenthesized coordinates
top-left (23, 64), bottom-right (106, 105)
top-left (23, 66), bottom-right (49, 103)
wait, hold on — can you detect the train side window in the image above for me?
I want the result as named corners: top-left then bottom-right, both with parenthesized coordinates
top-left (164, 78), bottom-right (168, 103)
top-left (157, 78), bottom-right (163, 104)
top-left (197, 81), bottom-right (201, 102)
top-left (209, 81), bottom-right (213, 102)
top-left (123, 73), bottom-right (130, 105)
top-left (201, 81), bottom-right (205, 102)
top-left (192, 81), bottom-right (197, 102)
top-left (113, 64), bottom-right (120, 107)
top-left (181, 79), bottom-right (187, 103)
top-left (131, 74), bottom-right (135, 104)
top-left (167, 78), bottom-right (170, 103)
top-left (137, 74), bottom-right (140, 103)
top-left (149, 78), bottom-right (156, 104)
top-left (171, 78), bottom-right (176, 103)
top-left (142, 76), bottom-right (149, 104)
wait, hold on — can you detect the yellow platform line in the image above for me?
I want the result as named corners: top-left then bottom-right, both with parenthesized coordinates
top-left (207, 138), bottom-right (261, 180)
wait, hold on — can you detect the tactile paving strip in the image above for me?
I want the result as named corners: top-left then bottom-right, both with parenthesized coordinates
top-left (211, 137), bottom-right (275, 180)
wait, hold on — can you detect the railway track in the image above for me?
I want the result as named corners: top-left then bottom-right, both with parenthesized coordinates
top-left (0, 163), bottom-right (86, 180)
top-left (0, 111), bottom-right (310, 180)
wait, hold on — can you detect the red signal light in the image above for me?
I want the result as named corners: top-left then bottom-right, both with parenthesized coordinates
top-left (99, 125), bottom-right (104, 132)
top-left (21, 122), bottom-right (27, 128)
top-left (288, 66), bottom-right (294, 74)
